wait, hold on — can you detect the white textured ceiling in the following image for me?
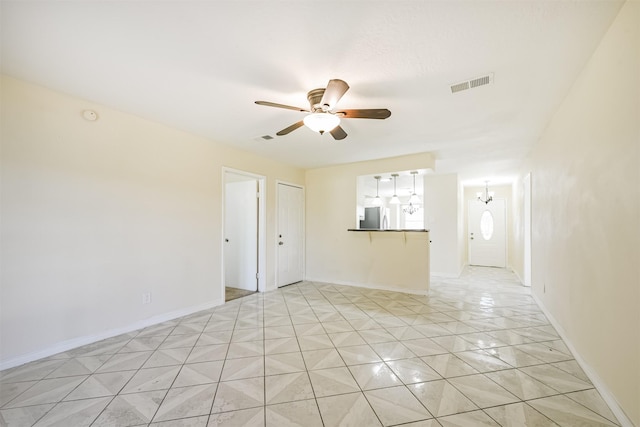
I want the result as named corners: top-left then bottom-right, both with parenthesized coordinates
top-left (1, 1), bottom-right (623, 184)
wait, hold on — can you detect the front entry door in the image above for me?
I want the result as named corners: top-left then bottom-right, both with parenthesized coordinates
top-left (277, 183), bottom-right (304, 287)
top-left (469, 199), bottom-right (506, 267)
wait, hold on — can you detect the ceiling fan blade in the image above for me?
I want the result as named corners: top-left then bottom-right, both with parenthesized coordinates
top-left (276, 121), bottom-right (305, 136)
top-left (330, 125), bottom-right (347, 140)
top-left (255, 101), bottom-right (309, 112)
top-left (320, 79), bottom-right (350, 109)
top-left (335, 109), bottom-right (391, 119)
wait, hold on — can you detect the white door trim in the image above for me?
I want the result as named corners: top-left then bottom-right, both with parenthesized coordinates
top-left (222, 167), bottom-right (266, 295)
top-left (276, 181), bottom-right (305, 287)
top-left (523, 173), bottom-right (532, 286)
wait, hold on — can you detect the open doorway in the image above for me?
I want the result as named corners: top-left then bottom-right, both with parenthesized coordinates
top-left (223, 169), bottom-right (265, 301)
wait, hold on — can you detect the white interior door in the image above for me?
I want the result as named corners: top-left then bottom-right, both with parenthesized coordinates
top-left (224, 175), bottom-right (258, 291)
top-left (277, 183), bottom-right (304, 287)
top-left (469, 199), bottom-right (506, 267)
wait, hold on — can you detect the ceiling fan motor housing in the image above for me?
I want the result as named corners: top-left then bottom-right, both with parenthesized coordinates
top-left (307, 88), bottom-right (328, 112)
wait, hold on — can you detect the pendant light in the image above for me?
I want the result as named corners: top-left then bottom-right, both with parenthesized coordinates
top-left (390, 174), bottom-right (400, 204)
top-left (403, 171), bottom-right (420, 215)
top-left (371, 176), bottom-right (382, 206)
top-left (408, 171), bottom-right (421, 204)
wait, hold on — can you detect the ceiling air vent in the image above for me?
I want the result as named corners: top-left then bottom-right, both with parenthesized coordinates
top-left (252, 135), bottom-right (275, 142)
top-left (450, 81), bottom-right (469, 93)
top-left (450, 73), bottom-right (494, 94)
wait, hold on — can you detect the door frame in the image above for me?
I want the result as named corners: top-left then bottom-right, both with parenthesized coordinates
top-left (523, 173), bottom-right (532, 286)
top-left (276, 180), bottom-right (305, 288)
top-left (222, 167), bottom-right (266, 296)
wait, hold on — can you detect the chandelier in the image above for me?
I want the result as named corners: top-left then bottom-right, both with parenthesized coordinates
top-left (477, 181), bottom-right (494, 204)
top-left (403, 204), bottom-right (419, 215)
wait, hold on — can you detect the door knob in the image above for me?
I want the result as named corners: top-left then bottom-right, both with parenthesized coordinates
top-left (279, 242), bottom-right (284, 246)
top-left (225, 239), bottom-right (229, 242)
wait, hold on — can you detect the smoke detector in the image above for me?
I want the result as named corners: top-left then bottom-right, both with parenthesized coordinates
top-left (82, 110), bottom-right (98, 121)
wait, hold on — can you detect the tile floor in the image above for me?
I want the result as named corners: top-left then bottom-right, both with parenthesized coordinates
top-left (0, 267), bottom-right (621, 426)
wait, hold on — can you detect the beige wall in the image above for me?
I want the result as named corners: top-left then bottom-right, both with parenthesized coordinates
top-left (521, 2), bottom-right (639, 424)
top-left (0, 76), bottom-right (304, 367)
top-left (305, 154), bottom-right (435, 292)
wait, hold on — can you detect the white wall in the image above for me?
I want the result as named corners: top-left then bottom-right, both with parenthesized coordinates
top-left (519, 2), bottom-right (639, 424)
top-left (424, 174), bottom-right (464, 277)
top-left (305, 153), bottom-right (435, 292)
top-left (0, 76), bottom-right (304, 368)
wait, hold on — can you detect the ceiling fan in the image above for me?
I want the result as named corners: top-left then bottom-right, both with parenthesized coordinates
top-left (255, 79), bottom-right (391, 140)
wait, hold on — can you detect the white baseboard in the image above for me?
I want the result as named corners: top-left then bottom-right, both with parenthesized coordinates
top-left (531, 293), bottom-right (635, 427)
top-left (0, 298), bottom-right (225, 371)
top-left (304, 277), bottom-right (429, 296)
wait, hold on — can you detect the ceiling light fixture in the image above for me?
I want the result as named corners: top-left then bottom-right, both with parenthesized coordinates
top-left (408, 171), bottom-right (421, 205)
top-left (303, 113), bottom-right (340, 134)
top-left (403, 203), bottom-right (419, 215)
top-left (390, 174), bottom-right (400, 205)
top-left (371, 176), bottom-right (382, 206)
top-left (403, 171), bottom-right (420, 215)
top-left (477, 181), bottom-right (494, 204)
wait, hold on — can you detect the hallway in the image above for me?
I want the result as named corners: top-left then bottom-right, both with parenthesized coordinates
top-left (0, 267), bottom-right (619, 426)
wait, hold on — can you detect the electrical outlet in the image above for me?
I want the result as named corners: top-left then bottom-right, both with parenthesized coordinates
top-left (142, 292), bottom-right (152, 304)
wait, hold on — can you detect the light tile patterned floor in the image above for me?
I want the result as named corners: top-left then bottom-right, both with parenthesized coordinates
top-left (0, 267), bottom-right (621, 426)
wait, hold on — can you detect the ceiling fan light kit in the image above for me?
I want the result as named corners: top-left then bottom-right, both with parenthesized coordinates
top-left (255, 79), bottom-right (391, 141)
top-left (303, 113), bottom-right (340, 134)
